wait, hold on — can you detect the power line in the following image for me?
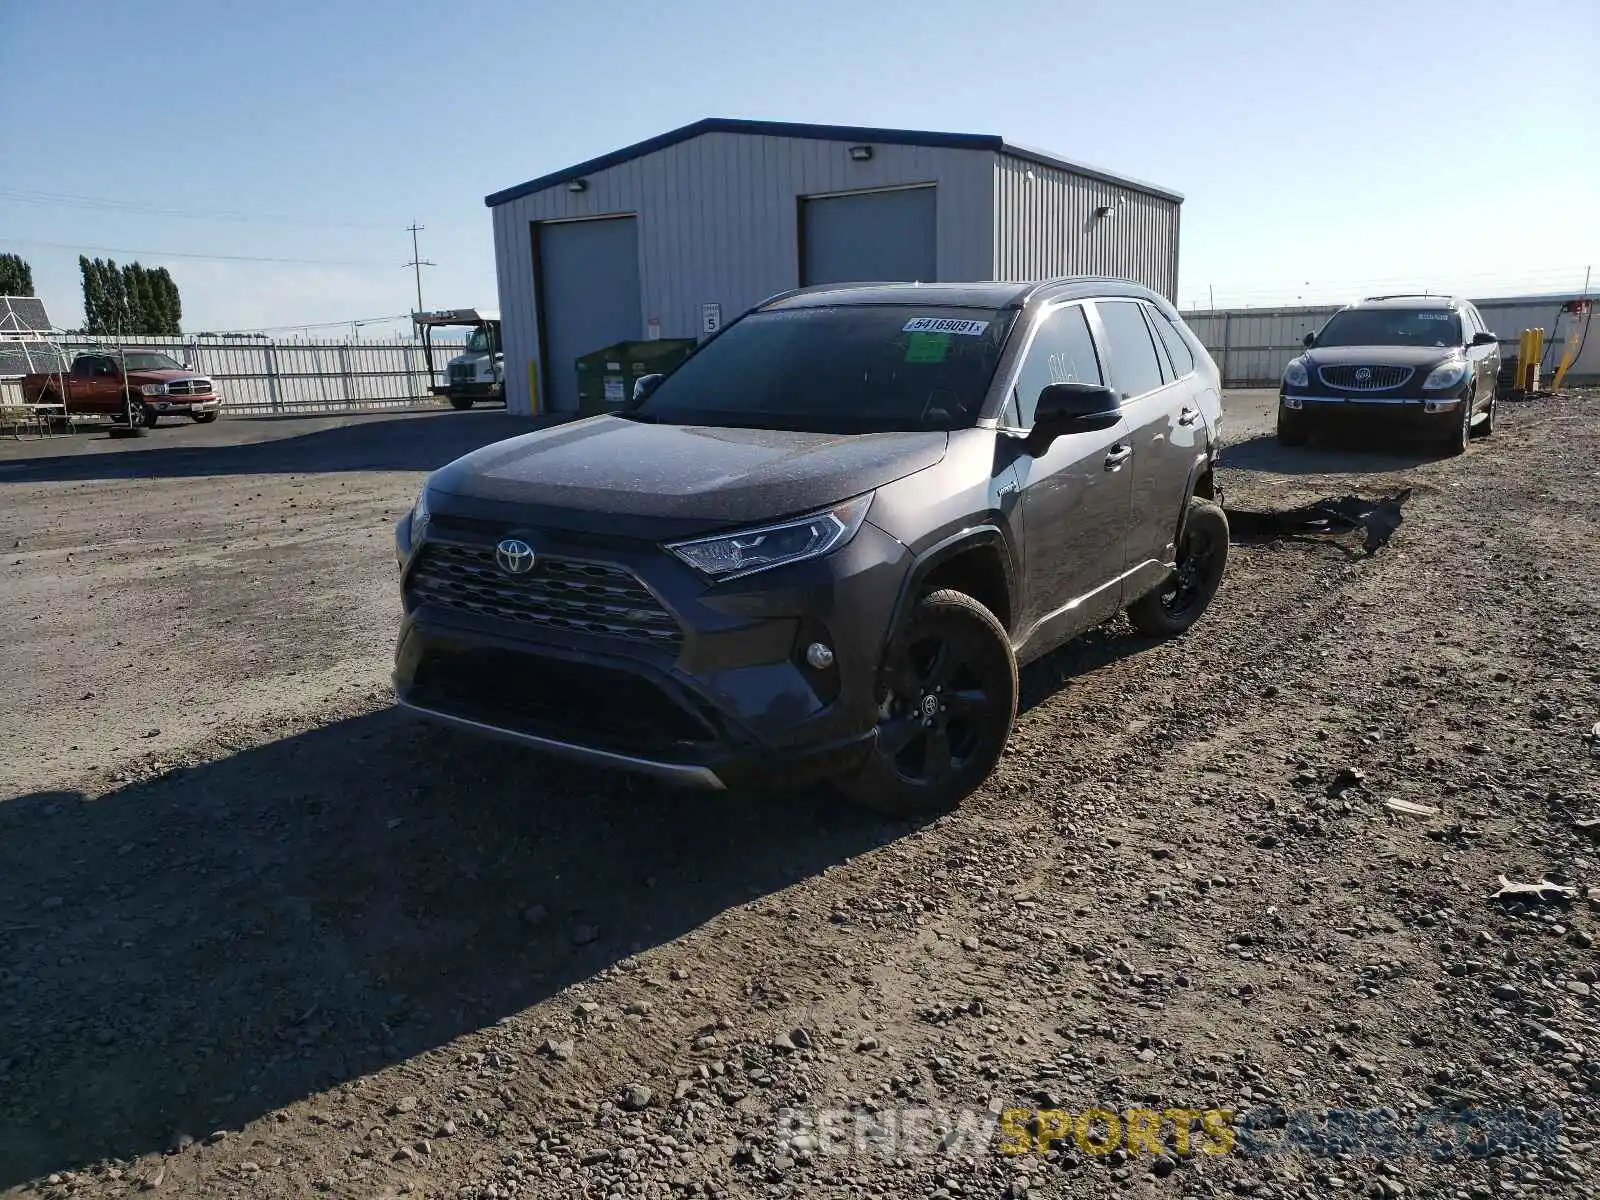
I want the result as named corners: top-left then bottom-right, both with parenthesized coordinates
top-left (0, 188), bottom-right (378, 231)
top-left (0, 236), bottom-right (394, 269)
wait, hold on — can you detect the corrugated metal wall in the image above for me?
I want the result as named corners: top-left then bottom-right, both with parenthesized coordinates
top-left (491, 134), bottom-right (996, 414)
top-left (1182, 294), bottom-right (1599, 387)
top-left (992, 154), bottom-right (1180, 300)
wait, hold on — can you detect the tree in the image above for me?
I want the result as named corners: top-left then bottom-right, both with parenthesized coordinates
top-left (0, 253), bottom-right (33, 296)
top-left (126, 262), bottom-right (152, 333)
top-left (80, 256), bottom-right (105, 333)
top-left (153, 268), bottom-right (182, 335)
top-left (78, 257), bottom-right (184, 335)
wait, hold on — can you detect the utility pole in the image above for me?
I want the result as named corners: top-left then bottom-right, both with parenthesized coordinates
top-left (405, 222), bottom-right (435, 316)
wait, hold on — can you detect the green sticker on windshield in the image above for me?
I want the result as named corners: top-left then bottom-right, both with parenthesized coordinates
top-left (905, 331), bottom-right (952, 363)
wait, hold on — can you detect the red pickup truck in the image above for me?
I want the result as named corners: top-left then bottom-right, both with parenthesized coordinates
top-left (22, 350), bottom-right (222, 427)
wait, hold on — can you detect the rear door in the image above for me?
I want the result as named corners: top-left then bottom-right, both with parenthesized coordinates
top-left (1088, 299), bottom-right (1194, 570)
top-left (1004, 302), bottom-right (1133, 648)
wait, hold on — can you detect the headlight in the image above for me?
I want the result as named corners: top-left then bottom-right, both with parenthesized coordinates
top-left (1422, 359), bottom-right (1468, 390)
top-left (140, 383), bottom-right (167, 396)
top-left (667, 494), bottom-right (873, 582)
top-left (410, 485), bottom-right (432, 543)
top-left (1282, 359), bottom-right (1309, 388)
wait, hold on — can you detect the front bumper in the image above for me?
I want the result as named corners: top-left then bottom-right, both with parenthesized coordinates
top-left (433, 382), bottom-right (503, 399)
top-left (1279, 388), bottom-right (1465, 426)
top-left (390, 509), bottom-right (908, 789)
top-left (149, 395), bottom-right (221, 414)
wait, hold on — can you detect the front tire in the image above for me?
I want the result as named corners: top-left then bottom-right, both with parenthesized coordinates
top-left (449, 397), bottom-right (475, 411)
top-left (1127, 499), bottom-right (1229, 637)
top-left (191, 410), bottom-right (218, 423)
top-left (1443, 393), bottom-right (1472, 456)
top-left (1472, 383), bottom-right (1495, 437)
top-left (836, 589), bottom-right (1017, 817)
top-left (1276, 407), bottom-right (1307, 446)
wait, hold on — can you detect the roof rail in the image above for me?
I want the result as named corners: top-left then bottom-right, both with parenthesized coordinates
top-left (1362, 293), bottom-right (1454, 302)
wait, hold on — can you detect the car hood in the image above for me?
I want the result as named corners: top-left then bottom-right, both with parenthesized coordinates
top-left (427, 416), bottom-right (949, 537)
top-left (1305, 345), bottom-right (1458, 368)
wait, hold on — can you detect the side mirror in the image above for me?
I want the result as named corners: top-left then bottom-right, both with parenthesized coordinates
top-left (1302, 332), bottom-right (1317, 347)
top-left (1471, 331), bottom-right (1498, 347)
top-left (1033, 382), bottom-right (1120, 437)
top-left (631, 373), bottom-right (665, 403)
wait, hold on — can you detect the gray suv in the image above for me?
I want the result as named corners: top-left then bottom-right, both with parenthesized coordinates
top-left (394, 278), bottom-right (1228, 814)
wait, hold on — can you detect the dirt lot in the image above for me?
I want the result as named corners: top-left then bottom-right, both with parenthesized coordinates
top-left (2, 393), bottom-right (1597, 1199)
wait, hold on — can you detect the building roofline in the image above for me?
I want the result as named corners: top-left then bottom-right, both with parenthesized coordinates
top-left (483, 117), bottom-right (1183, 208)
top-left (997, 141), bottom-right (1183, 203)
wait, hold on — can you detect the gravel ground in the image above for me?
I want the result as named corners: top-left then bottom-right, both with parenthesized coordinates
top-left (1, 392), bottom-right (1597, 1199)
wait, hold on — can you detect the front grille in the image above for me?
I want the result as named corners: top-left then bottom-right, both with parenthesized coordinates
top-left (411, 648), bottom-right (714, 752)
top-left (448, 363), bottom-right (474, 383)
top-left (408, 542), bottom-right (681, 649)
top-left (1317, 364), bottom-right (1413, 391)
top-left (165, 378), bottom-right (213, 396)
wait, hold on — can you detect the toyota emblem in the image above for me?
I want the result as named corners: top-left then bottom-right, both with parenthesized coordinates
top-left (1354, 367), bottom-right (1372, 382)
top-left (495, 538), bottom-right (536, 575)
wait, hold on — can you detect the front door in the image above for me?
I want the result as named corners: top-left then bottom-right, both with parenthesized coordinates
top-left (1004, 302), bottom-right (1133, 653)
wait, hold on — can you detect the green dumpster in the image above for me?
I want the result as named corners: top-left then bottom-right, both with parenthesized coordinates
top-left (574, 338), bottom-right (696, 416)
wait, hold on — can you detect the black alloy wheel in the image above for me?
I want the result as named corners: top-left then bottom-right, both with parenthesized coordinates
top-left (837, 589), bottom-right (1017, 816)
top-left (1127, 499), bottom-right (1230, 636)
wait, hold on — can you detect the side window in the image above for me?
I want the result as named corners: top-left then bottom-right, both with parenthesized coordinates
top-left (1012, 304), bottom-right (1103, 427)
top-left (1094, 300), bottom-right (1166, 400)
top-left (72, 356), bottom-right (98, 377)
top-left (1149, 306), bottom-right (1197, 376)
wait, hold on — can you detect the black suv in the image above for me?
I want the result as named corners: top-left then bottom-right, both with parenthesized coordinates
top-left (1278, 295), bottom-right (1501, 454)
top-left (394, 278), bottom-right (1228, 813)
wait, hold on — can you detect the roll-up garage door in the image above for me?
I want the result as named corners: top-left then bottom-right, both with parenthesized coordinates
top-left (801, 186), bottom-right (937, 287)
top-left (536, 216), bottom-right (642, 414)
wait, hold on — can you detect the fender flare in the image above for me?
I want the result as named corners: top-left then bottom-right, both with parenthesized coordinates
top-left (1177, 447), bottom-right (1221, 546)
top-left (882, 524), bottom-right (1018, 652)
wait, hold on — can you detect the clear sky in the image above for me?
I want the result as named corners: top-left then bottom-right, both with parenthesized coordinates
top-left (2, 0), bottom-right (1596, 333)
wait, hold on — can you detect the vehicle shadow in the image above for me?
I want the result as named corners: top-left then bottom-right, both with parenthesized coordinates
top-left (0, 709), bottom-right (897, 1186)
top-left (0, 410), bottom-right (553, 484)
top-left (1222, 430), bottom-right (1442, 476)
top-left (1018, 622), bottom-right (1158, 715)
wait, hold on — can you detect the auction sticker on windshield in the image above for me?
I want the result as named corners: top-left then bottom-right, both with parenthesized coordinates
top-left (904, 317), bottom-right (990, 336)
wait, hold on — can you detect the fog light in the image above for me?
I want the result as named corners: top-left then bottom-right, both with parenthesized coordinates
top-left (1424, 398), bottom-right (1461, 413)
top-left (805, 642), bottom-right (835, 669)
top-left (1282, 396), bottom-right (1303, 411)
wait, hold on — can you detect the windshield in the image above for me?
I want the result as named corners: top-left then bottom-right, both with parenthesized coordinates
top-left (117, 353), bottom-right (185, 372)
top-left (632, 305), bottom-right (1014, 433)
top-left (465, 326), bottom-right (497, 354)
top-left (1316, 308), bottom-right (1462, 348)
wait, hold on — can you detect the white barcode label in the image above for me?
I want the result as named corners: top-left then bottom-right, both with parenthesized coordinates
top-left (903, 317), bottom-right (990, 336)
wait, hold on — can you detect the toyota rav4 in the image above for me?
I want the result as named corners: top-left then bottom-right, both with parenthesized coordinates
top-left (393, 278), bottom-right (1228, 814)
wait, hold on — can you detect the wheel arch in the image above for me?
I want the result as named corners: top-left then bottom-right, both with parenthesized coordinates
top-left (884, 526), bottom-right (1018, 651)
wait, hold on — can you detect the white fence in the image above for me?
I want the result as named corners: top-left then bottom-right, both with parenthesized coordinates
top-left (52, 335), bottom-right (469, 415)
top-left (1181, 293), bottom-right (1598, 388)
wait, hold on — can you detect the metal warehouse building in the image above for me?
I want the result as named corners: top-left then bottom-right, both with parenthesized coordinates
top-left (486, 118), bottom-right (1183, 416)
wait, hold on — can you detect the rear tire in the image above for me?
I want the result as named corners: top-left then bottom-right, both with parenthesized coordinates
top-left (1127, 499), bottom-right (1229, 637)
top-left (450, 397), bottom-right (475, 411)
top-left (836, 589), bottom-right (1017, 817)
top-left (1276, 408), bottom-right (1307, 446)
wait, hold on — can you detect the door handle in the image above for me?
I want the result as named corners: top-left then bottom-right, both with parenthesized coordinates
top-left (1104, 444), bottom-right (1132, 470)
top-left (1178, 407), bottom-right (1200, 427)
